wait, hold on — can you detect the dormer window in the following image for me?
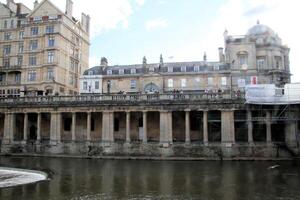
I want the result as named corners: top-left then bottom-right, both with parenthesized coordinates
top-left (88, 71), bottom-right (93, 75)
top-left (107, 69), bottom-right (112, 75)
top-left (131, 68), bottom-right (136, 74)
top-left (119, 69), bottom-right (124, 75)
top-left (181, 66), bottom-right (186, 72)
top-left (168, 66), bottom-right (173, 73)
top-left (213, 65), bottom-right (219, 71)
top-left (194, 66), bottom-right (199, 72)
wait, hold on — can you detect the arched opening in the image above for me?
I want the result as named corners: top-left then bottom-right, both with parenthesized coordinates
top-left (144, 82), bottom-right (159, 93)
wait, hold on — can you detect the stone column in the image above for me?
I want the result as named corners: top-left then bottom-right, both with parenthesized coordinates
top-left (285, 112), bottom-right (297, 147)
top-left (143, 111), bottom-right (147, 143)
top-left (23, 113), bottom-right (28, 143)
top-left (266, 110), bottom-right (272, 143)
top-left (185, 110), bottom-right (191, 144)
top-left (247, 110), bottom-right (253, 144)
top-left (102, 111), bottom-right (114, 143)
top-left (37, 112), bottom-right (41, 143)
top-left (3, 112), bottom-right (14, 144)
top-left (126, 111), bottom-right (130, 143)
top-left (50, 112), bottom-right (61, 145)
top-left (71, 112), bottom-right (76, 142)
top-left (159, 111), bottom-right (172, 144)
top-left (221, 110), bottom-right (235, 144)
top-left (203, 110), bottom-right (208, 144)
top-left (87, 112), bottom-right (91, 142)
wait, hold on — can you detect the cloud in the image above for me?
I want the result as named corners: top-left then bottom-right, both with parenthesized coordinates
top-left (3, 0), bottom-right (139, 38)
top-left (145, 18), bottom-right (168, 31)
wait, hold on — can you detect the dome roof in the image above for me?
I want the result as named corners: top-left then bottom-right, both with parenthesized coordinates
top-left (247, 22), bottom-right (275, 36)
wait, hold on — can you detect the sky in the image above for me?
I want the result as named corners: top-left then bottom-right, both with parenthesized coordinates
top-left (2, 0), bottom-right (300, 82)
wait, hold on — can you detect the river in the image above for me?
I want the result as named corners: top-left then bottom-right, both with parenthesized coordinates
top-left (0, 157), bottom-right (299, 200)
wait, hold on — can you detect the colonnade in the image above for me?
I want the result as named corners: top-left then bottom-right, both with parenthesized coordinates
top-left (1, 109), bottom-right (297, 146)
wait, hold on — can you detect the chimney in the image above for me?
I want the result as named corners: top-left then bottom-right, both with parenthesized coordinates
top-left (203, 52), bottom-right (207, 62)
top-left (81, 13), bottom-right (90, 33)
top-left (218, 47), bottom-right (224, 62)
top-left (6, 0), bottom-right (14, 6)
top-left (34, 0), bottom-right (39, 8)
top-left (100, 57), bottom-right (108, 66)
top-left (65, 0), bottom-right (73, 18)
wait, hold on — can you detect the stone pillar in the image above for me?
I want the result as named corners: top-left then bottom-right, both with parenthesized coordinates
top-left (71, 112), bottom-right (76, 142)
top-left (221, 110), bottom-right (235, 144)
top-left (247, 110), bottom-right (253, 144)
top-left (50, 112), bottom-right (61, 145)
top-left (185, 110), bottom-right (191, 144)
top-left (143, 111), bottom-right (147, 143)
top-left (23, 113), bottom-right (28, 143)
top-left (87, 112), bottom-right (91, 142)
top-left (126, 111), bottom-right (130, 143)
top-left (159, 111), bottom-right (172, 144)
top-left (37, 112), bottom-right (41, 143)
top-left (3, 112), bottom-right (14, 144)
top-left (102, 111), bottom-right (114, 143)
top-left (203, 110), bottom-right (208, 144)
top-left (285, 112), bottom-right (297, 147)
top-left (266, 110), bottom-right (272, 143)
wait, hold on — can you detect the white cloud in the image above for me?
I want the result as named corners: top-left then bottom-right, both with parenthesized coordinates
top-left (135, 0), bottom-right (145, 7)
top-left (145, 18), bottom-right (168, 31)
top-left (3, 0), bottom-right (136, 38)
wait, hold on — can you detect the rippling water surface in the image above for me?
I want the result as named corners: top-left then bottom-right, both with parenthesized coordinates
top-left (0, 157), bottom-right (299, 200)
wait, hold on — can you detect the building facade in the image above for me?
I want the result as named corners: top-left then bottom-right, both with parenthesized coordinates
top-left (80, 22), bottom-right (290, 95)
top-left (0, 0), bottom-right (90, 97)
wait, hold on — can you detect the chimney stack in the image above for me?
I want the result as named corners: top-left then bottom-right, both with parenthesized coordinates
top-left (81, 13), bottom-right (91, 33)
top-left (6, 0), bottom-right (14, 6)
top-left (100, 57), bottom-right (108, 66)
top-left (218, 47), bottom-right (224, 62)
top-left (65, 0), bottom-right (73, 18)
top-left (34, 0), bottom-right (39, 8)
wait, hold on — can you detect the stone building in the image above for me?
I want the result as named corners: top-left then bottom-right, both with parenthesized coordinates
top-left (80, 22), bottom-right (290, 94)
top-left (0, 0), bottom-right (90, 97)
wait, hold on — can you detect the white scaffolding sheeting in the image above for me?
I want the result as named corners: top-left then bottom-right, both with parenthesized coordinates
top-left (245, 83), bottom-right (300, 105)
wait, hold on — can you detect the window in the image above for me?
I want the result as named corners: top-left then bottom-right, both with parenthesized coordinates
top-left (119, 69), bottom-right (124, 75)
top-left (48, 36), bottom-right (55, 47)
top-left (31, 27), bottom-right (39, 35)
top-left (213, 65), bottom-right (219, 71)
top-left (0, 74), bottom-right (5, 82)
top-left (168, 66), bottom-right (173, 73)
top-left (208, 77), bottom-right (213, 85)
top-left (3, 20), bottom-right (7, 28)
top-left (275, 56), bottom-right (282, 69)
top-left (4, 32), bottom-right (11, 40)
top-left (28, 70), bottom-right (37, 81)
top-left (69, 73), bottom-right (74, 85)
top-left (130, 80), bottom-right (136, 89)
top-left (88, 71), bottom-right (93, 75)
top-left (30, 40), bottom-right (38, 50)
top-left (238, 54), bottom-right (248, 67)
top-left (3, 58), bottom-right (10, 68)
top-left (19, 31), bottom-right (24, 39)
top-left (181, 66), bottom-right (186, 72)
top-left (131, 68), bottom-right (136, 74)
top-left (221, 77), bottom-right (227, 86)
top-left (47, 68), bottom-right (54, 80)
top-left (47, 51), bottom-right (55, 63)
top-left (168, 79), bottom-right (173, 88)
top-left (33, 16), bottom-right (42, 22)
top-left (107, 69), bottom-right (112, 75)
top-left (3, 45), bottom-right (11, 55)
top-left (257, 57), bottom-right (265, 69)
top-left (95, 81), bottom-right (99, 89)
top-left (15, 73), bottom-right (21, 83)
top-left (29, 54), bottom-right (37, 66)
top-left (18, 43), bottom-right (24, 53)
top-left (10, 20), bottom-right (14, 28)
top-left (46, 25), bottom-right (54, 33)
top-left (194, 66), bottom-right (199, 72)
top-left (83, 81), bottom-right (88, 90)
top-left (181, 79), bottom-right (187, 88)
top-left (17, 56), bottom-right (23, 66)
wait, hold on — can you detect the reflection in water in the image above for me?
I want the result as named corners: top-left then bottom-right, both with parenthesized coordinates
top-left (0, 157), bottom-right (299, 200)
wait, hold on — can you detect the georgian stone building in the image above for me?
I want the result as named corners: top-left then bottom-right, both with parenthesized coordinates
top-left (0, 0), bottom-right (90, 97)
top-left (80, 22), bottom-right (290, 94)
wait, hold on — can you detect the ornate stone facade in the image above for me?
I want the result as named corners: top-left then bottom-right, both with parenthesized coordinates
top-left (0, 0), bottom-right (90, 97)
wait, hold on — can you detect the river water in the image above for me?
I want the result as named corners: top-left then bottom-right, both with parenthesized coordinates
top-left (0, 157), bottom-right (299, 200)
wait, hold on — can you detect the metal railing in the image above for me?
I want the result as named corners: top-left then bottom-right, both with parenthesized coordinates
top-left (0, 92), bottom-right (245, 104)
